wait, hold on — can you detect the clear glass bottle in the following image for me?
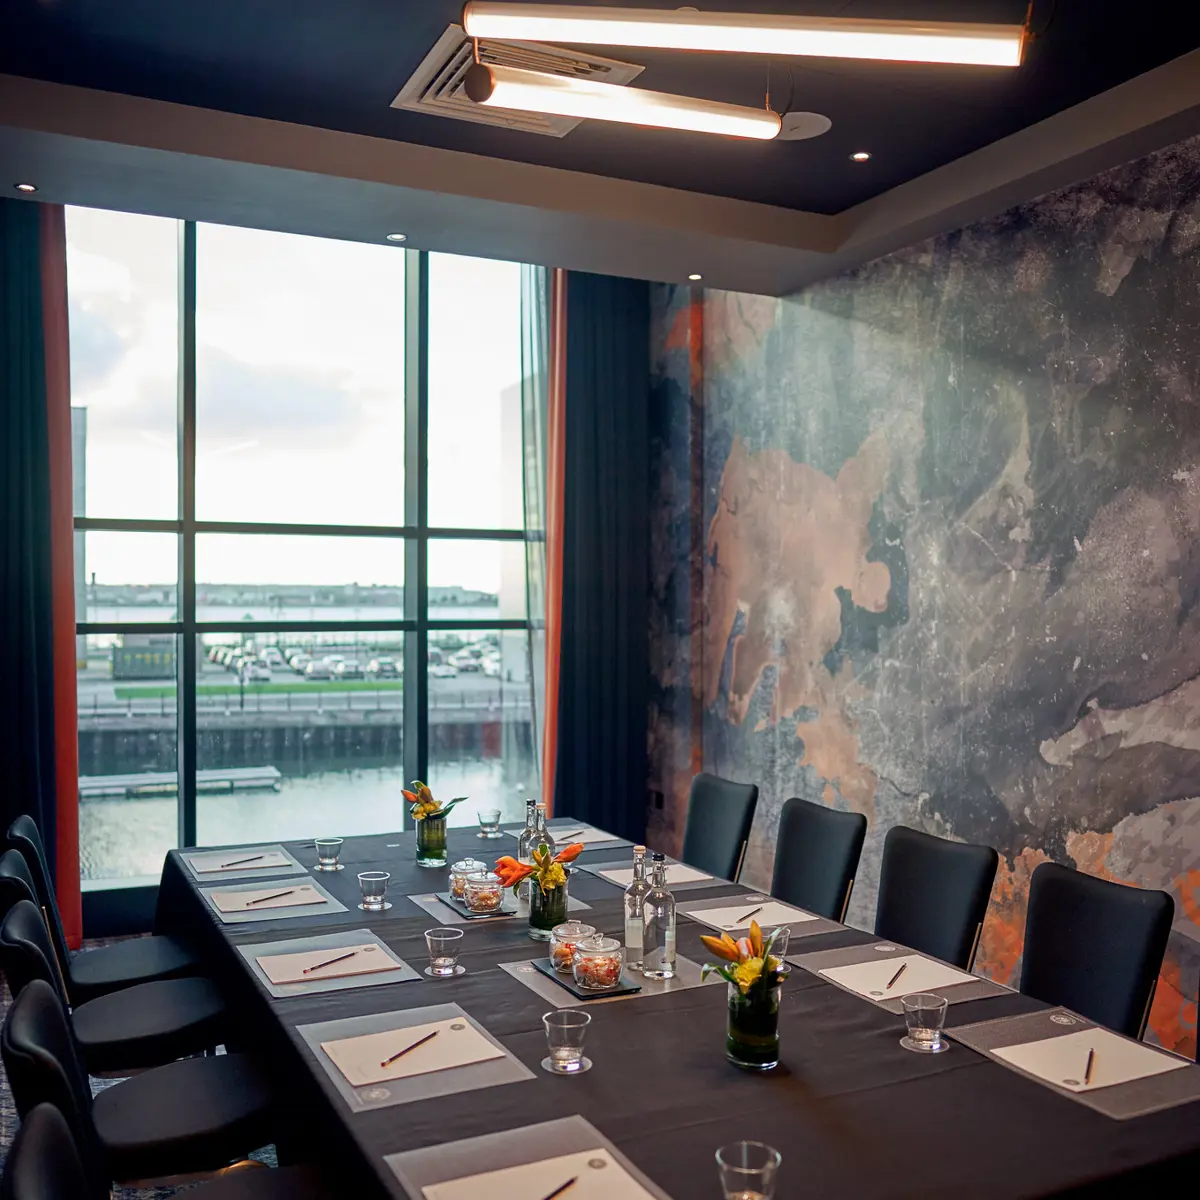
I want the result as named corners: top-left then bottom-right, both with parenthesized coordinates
top-left (623, 846), bottom-right (650, 970)
top-left (534, 803), bottom-right (557, 860)
top-left (515, 800), bottom-right (538, 903)
top-left (642, 851), bottom-right (677, 980)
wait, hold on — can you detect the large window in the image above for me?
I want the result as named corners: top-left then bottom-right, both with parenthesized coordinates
top-left (70, 212), bottom-right (541, 887)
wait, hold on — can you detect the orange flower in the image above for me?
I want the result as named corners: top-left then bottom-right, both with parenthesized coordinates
top-left (748, 920), bottom-right (763, 959)
top-left (553, 843), bottom-right (584, 864)
top-left (699, 932), bottom-right (743, 963)
top-left (402, 789), bottom-right (418, 804)
top-left (493, 856), bottom-right (535, 889)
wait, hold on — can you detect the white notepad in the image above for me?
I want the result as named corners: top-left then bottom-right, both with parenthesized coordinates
top-left (546, 827), bottom-right (621, 846)
top-left (688, 900), bottom-right (817, 930)
top-left (187, 848), bottom-right (292, 873)
top-left (819, 954), bottom-right (975, 1000)
top-left (255, 943), bottom-right (397, 985)
top-left (992, 1027), bottom-right (1188, 1093)
top-left (601, 864), bottom-right (711, 886)
top-left (424, 1148), bottom-right (656, 1200)
top-left (321, 1018), bottom-right (504, 1088)
top-left (210, 884), bottom-right (328, 913)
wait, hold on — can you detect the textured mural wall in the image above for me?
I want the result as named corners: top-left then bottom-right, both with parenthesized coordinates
top-left (648, 132), bottom-right (1200, 1056)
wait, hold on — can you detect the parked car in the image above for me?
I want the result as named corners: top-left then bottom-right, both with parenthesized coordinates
top-left (283, 646), bottom-right (305, 662)
top-left (290, 654), bottom-right (312, 674)
top-left (367, 657), bottom-right (399, 678)
top-left (262, 647), bottom-right (284, 668)
top-left (449, 650), bottom-right (481, 672)
top-left (241, 658), bottom-right (271, 683)
top-left (304, 660), bottom-right (334, 680)
top-left (430, 663), bottom-right (458, 679)
top-left (335, 659), bottom-right (364, 680)
top-left (482, 658), bottom-right (501, 678)
top-left (323, 655), bottom-right (345, 669)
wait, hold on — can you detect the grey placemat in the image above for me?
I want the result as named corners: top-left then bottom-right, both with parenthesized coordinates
top-left (503, 823), bottom-right (632, 850)
top-left (950, 1007), bottom-right (1200, 1119)
top-left (296, 1002), bottom-right (535, 1113)
top-left (236, 927), bottom-right (420, 998)
top-left (578, 860), bottom-right (725, 892)
top-left (499, 954), bottom-right (721, 1008)
top-left (405, 891), bottom-right (592, 925)
top-left (789, 941), bottom-right (1009, 1012)
top-left (199, 877), bottom-right (348, 924)
top-left (678, 893), bottom-right (843, 940)
top-left (385, 1114), bottom-right (673, 1199)
top-left (181, 843), bottom-right (307, 883)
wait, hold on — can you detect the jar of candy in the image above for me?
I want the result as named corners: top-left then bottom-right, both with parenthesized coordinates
top-left (449, 858), bottom-right (487, 900)
top-left (549, 920), bottom-right (597, 973)
top-left (463, 870), bottom-right (505, 913)
top-left (573, 936), bottom-right (625, 990)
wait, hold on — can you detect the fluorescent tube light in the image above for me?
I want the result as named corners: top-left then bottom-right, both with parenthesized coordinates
top-left (464, 62), bottom-right (782, 139)
top-left (463, 4), bottom-right (1027, 67)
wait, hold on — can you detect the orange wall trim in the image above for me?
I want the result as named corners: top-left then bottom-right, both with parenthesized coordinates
top-left (40, 204), bottom-right (82, 949)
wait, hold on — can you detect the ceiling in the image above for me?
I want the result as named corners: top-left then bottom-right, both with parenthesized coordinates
top-left (4, 0), bottom-right (1200, 215)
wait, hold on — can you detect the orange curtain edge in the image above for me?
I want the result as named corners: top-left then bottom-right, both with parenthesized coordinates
top-left (40, 204), bottom-right (82, 949)
top-left (541, 268), bottom-right (567, 817)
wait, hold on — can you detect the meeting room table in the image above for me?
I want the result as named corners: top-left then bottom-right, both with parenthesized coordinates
top-left (155, 823), bottom-right (1200, 1198)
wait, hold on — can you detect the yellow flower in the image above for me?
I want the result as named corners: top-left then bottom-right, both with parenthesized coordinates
top-left (539, 862), bottom-right (567, 891)
top-left (732, 956), bottom-right (764, 994)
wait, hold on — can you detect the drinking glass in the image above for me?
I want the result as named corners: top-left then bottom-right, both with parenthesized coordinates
top-left (476, 808), bottom-right (503, 839)
top-left (541, 1009), bottom-right (592, 1074)
top-left (313, 838), bottom-right (343, 871)
top-left (357, 870), bottom-right (391, 912)
top-left (901, 992), bottom-right (949, 1053)
top-left (716, 1141), bottom-right (781, 1200)
top-left (425, 927), bottom-right (465, 977)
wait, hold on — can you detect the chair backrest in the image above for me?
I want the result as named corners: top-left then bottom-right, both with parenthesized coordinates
top-left (5, 818), bottom-right (72, 984)
top-left (874, 825), bottom-right (998, 969)
top-left (1020, 862), bottom-right (1173, 1038)
top-left (0, 849), bottom-right (41, 920)
top-left (770, 798), bottom-right (867, 921)
top-left (0, 899), bottom-right (70, 1006)
top-left (0, 980), bottom-right (101, 1184)
top-left (681, 773), bottom-right (759, 880)
top-left (1, 1103), bottom-right (101, 1200)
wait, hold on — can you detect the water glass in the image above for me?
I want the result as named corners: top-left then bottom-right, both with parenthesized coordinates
top-left (716, 1141), bottom-right (781, 1200)
top-left (357, 870), bottom-right (390, 912)
top-left (542, 1009), bottom-right (591, 1074)
top-left (425, 927), bottom-right (465, 977)
top-left (476, 808), bottom-right (503, 839)
top-left (313, 838), bottom-right (343, 871)
top-left (901, 992), bottom-right (949, 1053)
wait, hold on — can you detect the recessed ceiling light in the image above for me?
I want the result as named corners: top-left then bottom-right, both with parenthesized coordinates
top-left (688, 273), bottom-right (702, 281)
top-left (14, 182), bottom-right (37, 193)
top-left (850, 151), bottom-right (872, 162)
top-left (385, 232), bottom-right (407, 243)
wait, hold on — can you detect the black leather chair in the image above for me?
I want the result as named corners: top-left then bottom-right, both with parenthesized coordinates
top-left (770, 798), bottom-right (867, 921)
top-left (681, 773), bottom-right (759, 880)
top-left (1, 979), bottom-right (278, 1184)
top-left (0, 897), bottom-right (226, 1073)
top-left (6, 815), bottom-right (201, 1004)
top-left (1020, 862), bottom-right (1173, 1038)
top-left (874, 825), bottom-right (998, 969)
top-left (1, 1102), bottom-right (332, 1200)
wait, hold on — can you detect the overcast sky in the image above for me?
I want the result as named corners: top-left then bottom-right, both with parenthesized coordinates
top-left (67, 208), bottom-right (526, 596)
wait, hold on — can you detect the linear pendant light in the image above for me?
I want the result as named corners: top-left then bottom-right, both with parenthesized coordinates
top-left (464, 62), bottom-right (782, 139)
top-left (462, 3), bottom-right (1028, 68)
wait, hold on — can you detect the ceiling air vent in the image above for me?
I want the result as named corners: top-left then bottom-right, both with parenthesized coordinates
top-left (391, 25), bottom-right (645, 138)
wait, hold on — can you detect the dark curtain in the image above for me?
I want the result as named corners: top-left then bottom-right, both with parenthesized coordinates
top-left (0, 198), bottom-right (57, 875)
top-left (554, 271), bottom-right (650, 842)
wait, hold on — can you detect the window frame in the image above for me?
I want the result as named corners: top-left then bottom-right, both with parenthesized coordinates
top-left (74, 223), bottom-right (533, 873)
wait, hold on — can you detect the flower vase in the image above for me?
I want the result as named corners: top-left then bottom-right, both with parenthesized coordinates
top-left (726, 981), bottom-right (781, 1071)
top-left (528, 880), bottom-right (569, 941)
top-left (416, 814), bottom-right (448, 867)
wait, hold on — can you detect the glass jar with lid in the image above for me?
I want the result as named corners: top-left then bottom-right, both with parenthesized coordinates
top-left (449, 858), bottom-right (487, 900)
top-left (573, 935), bottom-right (625, 990)
top-left (463, 870), bottom-right (505, 913)
top-left (549, 920), bottom-right (597, 973)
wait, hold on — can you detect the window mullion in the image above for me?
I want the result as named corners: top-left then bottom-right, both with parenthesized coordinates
top-left (177, 221), bottom-right (198, 850)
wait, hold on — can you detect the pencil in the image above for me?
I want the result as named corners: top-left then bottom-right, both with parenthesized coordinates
top-left (302, 950), bottom-right (358, 975)
top-left (735, 906), bottom-right (764, 924)
top-left (539, 1179), bottom-right (578, 1200)
top-left (1084, 1047), bottom-right (1095, 1085)
top-left (885, 962), bottom-right (908, 990)
top-left (246, 888), bottom-right (296, 906)
top-left (220, 854), bottom-right (265, 868)
top-left (380, 1029), bottom-right (438, 1067)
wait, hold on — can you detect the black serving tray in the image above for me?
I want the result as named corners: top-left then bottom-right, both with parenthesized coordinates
top-left (531, 955), bottom-right (643, 999)
top-left (434, 891), bottom-right (520, 921)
